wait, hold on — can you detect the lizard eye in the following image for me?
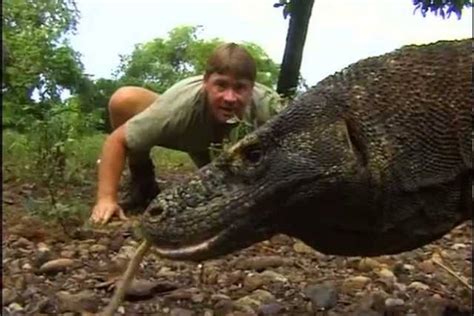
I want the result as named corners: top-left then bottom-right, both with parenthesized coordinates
top-left (242, 145), bottom-right (263, 164)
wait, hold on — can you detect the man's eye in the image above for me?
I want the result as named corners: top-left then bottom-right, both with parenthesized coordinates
top-left (215, 81), bottom-right (227, 89)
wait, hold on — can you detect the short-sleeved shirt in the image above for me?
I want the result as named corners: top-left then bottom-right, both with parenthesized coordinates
top-left (125, 75), bottom-right (283, 167)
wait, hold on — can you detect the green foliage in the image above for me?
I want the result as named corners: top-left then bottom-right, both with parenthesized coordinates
top-left (413, 0), bottom-right (472, 19)
top-left (3, 0), bottom-right (85, 128)
top-left (115, 25), bottom-right (280, 93)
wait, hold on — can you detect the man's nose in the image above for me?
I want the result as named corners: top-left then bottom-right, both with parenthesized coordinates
top-left (223, 89), bottom-right (238, 102)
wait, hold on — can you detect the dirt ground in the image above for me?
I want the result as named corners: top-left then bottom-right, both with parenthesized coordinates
top-left (2, 175), bottom-right (472, 315)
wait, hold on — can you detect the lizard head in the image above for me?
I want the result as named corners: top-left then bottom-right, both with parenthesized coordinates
top-left (139, 90), bottom-right (364, 261)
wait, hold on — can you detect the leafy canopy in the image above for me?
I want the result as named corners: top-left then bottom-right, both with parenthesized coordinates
top-left (114, 25), bottom-right (280, 93)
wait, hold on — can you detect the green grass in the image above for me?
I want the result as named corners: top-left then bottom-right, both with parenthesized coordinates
top-left (3, 129), bottom-right (196, 184)
top-left (3, 128), bottom-right (197, 223)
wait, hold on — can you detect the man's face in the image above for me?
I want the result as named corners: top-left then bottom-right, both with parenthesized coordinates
top-left (203, 73), bottom-right (254, 124)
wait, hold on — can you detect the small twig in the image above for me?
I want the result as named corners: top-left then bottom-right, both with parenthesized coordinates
top-left (99, 240), bottom-right (151, 316)
top-left (432, 258), bottom-right (472, 291)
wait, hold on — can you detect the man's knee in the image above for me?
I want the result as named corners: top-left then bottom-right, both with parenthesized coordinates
top-left (109, 87), bottom-right (140, 114)
top-left (108, 86), bottom-right (159, 128)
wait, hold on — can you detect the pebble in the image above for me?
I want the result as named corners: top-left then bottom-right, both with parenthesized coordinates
top-left (293, 241), bottom-right (315, 254)
top-left (56, 290), bottom-right (99, 313)
top-left (12, 237), bottom-right (32, 249)
top-left (260, 270), bottom-right (288, 283)
top-left (418, 259), bottom-right (436, 274)
top-left (358, 258), bottom-right (382, 272)
top-left (210, 293), bottom-right (231, 301)
top-left (304, 282), bottom-right (338, 311)
top-left (234, 296), bottom-right (262, 311)
top-left (89, 244), bottom-right (108, 253)
top-left (233, 256), bottom-right (293, 270)
top-left (258, 302), bottom-right (285, 315)
top-left (250, 289), bottom-right (275, 303)
top-left (408, 281), bottom-right (430, 291)
top-left (2, 288), bottom-right (17, 306)
top-left (170, 307), bottom-right (195, 316)
top-left (7, 302), bottom-right (23, 312)
top-left (125, 279), bottom-right (161, 300)
top-left (385, 298), bottom-right (405, 312)
top-left (243, 274), bottom-right (265, 291)
top-left (60, 250), bottom-right (76, 258)
top-left (341, 275), bottom-right (371, 292)
top-left (39, 258), bottom-right (75, 274)
top-left (451, 243), bottom-right (466, 250)
top-left (376, 268), bottom-right (396, 280)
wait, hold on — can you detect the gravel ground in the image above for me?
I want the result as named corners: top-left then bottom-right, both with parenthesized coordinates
top-left (2, 178), bottom-right (472, 316)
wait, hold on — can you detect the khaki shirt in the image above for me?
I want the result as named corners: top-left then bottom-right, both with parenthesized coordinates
top-left (125, 75), bottom-right (283, 167)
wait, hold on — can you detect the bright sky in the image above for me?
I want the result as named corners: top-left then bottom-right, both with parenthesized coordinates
top-left (69, 0), bottom-right (472, 87)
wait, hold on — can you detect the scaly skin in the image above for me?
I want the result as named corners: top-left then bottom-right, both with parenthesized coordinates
top-left (140, 39), bottom-right (472, 261)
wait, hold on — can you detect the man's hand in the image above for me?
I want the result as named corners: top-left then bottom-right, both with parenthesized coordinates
top-left (90, 199), bottom-right (128, 225)
top-left (91, 126), bottom-right (128, 225)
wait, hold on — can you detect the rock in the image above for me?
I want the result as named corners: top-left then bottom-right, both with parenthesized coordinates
top-left (34, 248), bottom-right (53, 267)
top-left (375, 268), bottom-right (396, 281)
top-left (56, 290), bottom-right (99, 313)
top-left (9, 259), bottom-right (21, 274)
top-left (36, 242), bottom-right (50, 252)
top-left (218, 270), bottom-right (244, 287)
top-left (125, 279), bottom-right (160, 300)
top-left (213, 298), bottom-right (234, 315)
top-left (191, 293), bottom-right (205, 303)
top-left (7, 302), bottom-right (23, 312)
top-left (117, 245), bottom-right (137, 260)
top-left (451, 243), bottom-right (467, 250)
top-left (259, 270), bottom-right (288, 283)
top-left (210, 293), bottom-right (231, 301)
top-left (293, 241), bottom-right (314, 254)
top-left (39, 258), bottom-right (74, 274)
top-left (358, 258), bottom-right (382, 272)
top-left (418, 259), bottom-right (436, 274)
top-left (341, 275), bottom-right (371, 292)
top-left (89, 244), bottom-right (107, 253)
top-left (125, 279), bottom-right (178, 300)
top-left (2, 288), bottom-right (18, 306)
top-left (234, 290), bottom-right (275, 313)
top-left (303, 282), bottom-right (338, 311)
top-left (203, 310), bottom-right (213, 316)
top-left (250, 289), bottom-right (275, 304)
top-left (234, 296), bottom-right (262, 311)
top-left (358, 290), bottom-right (388, 312)
top-left (109, 235), bottom-right (125, 252)
top-left (243, 274), bottom-right (265, 291)
top-left (170, 307), bottom-right (195, 316)
top-left (403, 264), bottom-right (415, 271)
top-left (258, 302), bottom-right (285, 315)
top-left (12, 237), bottom-right (32, 248)
top-left (408, 281), bottom-right (430, 291)
top-left (384, 298), bottom-right (406, 313)
top-left (233, 256), bottom-right (293, 270)
top-left (60, 250), bottom-right (76, 259)
top-left (165, 288), bottom-right (200, 301)
top-left (21, 263), bottom-right (32, 270)
top-left (270, 234), bottom-right (293, 245)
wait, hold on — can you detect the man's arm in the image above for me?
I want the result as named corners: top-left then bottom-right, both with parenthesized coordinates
top-left (90, 125), bottom-right (129, 224)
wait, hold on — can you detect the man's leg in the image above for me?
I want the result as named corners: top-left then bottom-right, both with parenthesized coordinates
top-left (107, 86), bottom-right (160, 213)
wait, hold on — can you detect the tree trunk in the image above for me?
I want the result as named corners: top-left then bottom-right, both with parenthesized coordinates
top-left (276, 0), bottom-right (315, 98)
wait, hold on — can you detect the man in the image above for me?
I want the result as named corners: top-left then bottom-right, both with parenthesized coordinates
top-left (90, 43), bottom-right (283, 225)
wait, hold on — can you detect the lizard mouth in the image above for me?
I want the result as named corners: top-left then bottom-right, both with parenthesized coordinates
top-left (152, 233), bottom-right (222, 260)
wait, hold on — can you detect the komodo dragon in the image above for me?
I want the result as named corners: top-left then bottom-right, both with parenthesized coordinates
top-left (140, 38), bottom-right (472, 261)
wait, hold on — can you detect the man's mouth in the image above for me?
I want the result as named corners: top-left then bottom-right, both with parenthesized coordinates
top-left (219, 107), bottom-right (235, 118)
